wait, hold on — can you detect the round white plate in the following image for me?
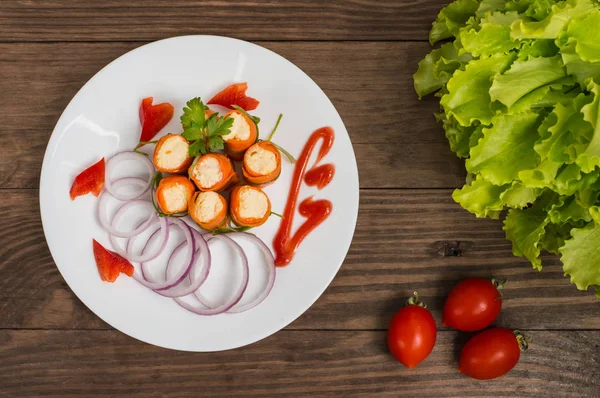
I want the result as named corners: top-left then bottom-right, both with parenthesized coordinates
top-left (40, 36), bottom-right (359, 352)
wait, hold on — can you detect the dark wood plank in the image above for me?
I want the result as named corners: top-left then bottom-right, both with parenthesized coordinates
top-left (1, 329), bottom-right (598, 397)
top-left (2, 189), bottom-right (598, 331)
top-left (0, 0), bottom-right (444, 42)
top-left (0, 41), bottom-right (463, 189)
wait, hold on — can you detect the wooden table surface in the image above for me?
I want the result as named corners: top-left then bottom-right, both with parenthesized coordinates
top-left (1, 1), bottom-right (599, 397)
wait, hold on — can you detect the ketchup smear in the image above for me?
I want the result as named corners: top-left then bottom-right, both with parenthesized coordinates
top-left (273, 127), bottom-right (336, 266)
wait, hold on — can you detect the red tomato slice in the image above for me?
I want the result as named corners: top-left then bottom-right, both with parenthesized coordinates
top-left (69, 157), bottom-right (105, 200)
top-left (208, 82), bottom-right (260, 111)
top-left (139, 97), bottom-right (174, 142)
top-left (387, 294), bottom-right (437, 368)
top-left (92, 239), bottom-right (134, 283)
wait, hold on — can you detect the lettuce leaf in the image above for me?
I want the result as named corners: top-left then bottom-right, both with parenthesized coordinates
top-left (560, 9), bottom-right (600, 63)
top-left (490, 56), bottom-right (567, 109)
top-left (452, 177), bottom-right (509, 218)
top-left (576, 82), bottom-right (600, 172)
top-left (441, 53), bottom-right (515, 126)
top-left (511, 0), bottom-right (595, 40)
top-left (560, 222), bottom-right (600, 297)
top-left (460, 12), bottom-right (521, 57)
top-left (414, 43), bottom-right (471, 99)
top-left (467, 112), bottom-right (542, 184)
top-left (430, 0), bottom-right (482, 44)
top-left (503, 192), bottom-right (557, 270)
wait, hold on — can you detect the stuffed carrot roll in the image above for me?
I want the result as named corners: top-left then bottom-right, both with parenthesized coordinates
top-left (230, 185), bottom-right (271, 228)
top-left (155, 175), bottom-right (195, 214)
top-left (221, 109), bottom-right (258, 160)
top-left (189, 191), bottom-right (228, 231)
top-left (242, 141), bottom-right (282, 186)
top-left (153, 134), bottom-right (193, 173)
top-left (189, 153), bottom-right (237, 192)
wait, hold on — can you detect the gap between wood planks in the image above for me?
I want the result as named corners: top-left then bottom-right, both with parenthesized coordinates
top-left (1, 327), bottom-right (599, 331)
top-left (0, 39), bottom-right (430, 44)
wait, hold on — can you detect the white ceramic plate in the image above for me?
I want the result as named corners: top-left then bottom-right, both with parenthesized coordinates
top-left (40, 36), bottom-right (359, 352)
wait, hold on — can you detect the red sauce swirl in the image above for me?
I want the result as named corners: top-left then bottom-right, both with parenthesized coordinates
top-left (273, 127), bottom-right (335, 266)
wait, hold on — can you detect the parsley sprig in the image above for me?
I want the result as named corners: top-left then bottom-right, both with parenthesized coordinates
top-left (181, 98), bottom-right (234, 157)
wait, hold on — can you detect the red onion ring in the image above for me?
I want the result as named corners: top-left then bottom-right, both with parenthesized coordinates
top-left (154, 231), bottom-right (211, 298)
top-left (174, 234), bottom-right (249, 316)
top-left (98, 190), bottom-right (156, 238)
top-left (133, 218), bottom-right (195, 290)
top-left (104, 151), bottom-right (154, 201)
top-left (114, 216), bottom-right (169, 263)
top-left (195, 232), bottom-right (275, 313)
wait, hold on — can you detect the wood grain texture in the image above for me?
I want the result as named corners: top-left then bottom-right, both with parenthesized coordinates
top-left (2, 189), bottom-right (598, 331)
top-left (0, 0), bottom-right (444, 42)
top-left (1, 329), bottom-right (599, 397)
top-left (0, 41), bottom-right (464, 190)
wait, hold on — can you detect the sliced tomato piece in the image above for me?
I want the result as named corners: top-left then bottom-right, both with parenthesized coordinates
top-left (207, 82), bottom-right (259, 111)
top-left (92, 239), bottom-right (134, 283)
top-left (139, 97), bottom-right (174, 142)
top-left (69, 158), bottom-right (105, 200)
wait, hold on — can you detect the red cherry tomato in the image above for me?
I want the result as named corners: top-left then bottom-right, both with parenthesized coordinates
top-left (443, 278), bottom-right (503, 332)
top-left (459, 328), bottom-right (526, 380)
top-left (387, 293), bottom-right (437, 368)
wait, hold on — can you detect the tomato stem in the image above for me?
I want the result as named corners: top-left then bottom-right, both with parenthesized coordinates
top-left (406, 291), bottom-right (427, 308)
top-left (491, 278), bottom-right (507, 290)
top-left (513, 330), bottom-right (531, 352)
top-left (491, 277), bottom-right (507, 299)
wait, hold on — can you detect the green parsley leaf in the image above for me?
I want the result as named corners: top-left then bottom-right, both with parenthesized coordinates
top-left (208, 135), bottom-right (225, 151)
top-left (188, 140), bottom-right (207, 157)
top-left (207, 115), bottom-right (234, 137)
top-left (181, 97), bottom-right (237, 155)
top-left (181, 98), bottom-right (206, 141)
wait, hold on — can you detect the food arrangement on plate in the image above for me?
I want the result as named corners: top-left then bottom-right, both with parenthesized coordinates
top-left (415, 0), bottom-right (600, 298)
top-left (69, 82), bottom-right (336, 316)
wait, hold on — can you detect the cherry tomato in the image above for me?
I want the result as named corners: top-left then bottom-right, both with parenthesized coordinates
top-left (459, 328), bottom-right (526, 380)
top-left (443, 278), bottom-right (503, 332)
top-left (387, 293), bottom-right (437, 368)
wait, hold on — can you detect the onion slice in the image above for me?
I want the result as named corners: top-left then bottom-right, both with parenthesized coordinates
top-left (98, 191), bottom-right (156, 238)
top-left (113, 216), bottom-right (169, 263)
top-left (195, 232), bottom-right (275, 313)
top-left (133, 218), bottom-right (195, 290)
top-left (104, 151), bottom-right (154, 201)
top-left (154, 230), bottom-right (211, 298)
top-left (174, 234), bottom-right (249, 316)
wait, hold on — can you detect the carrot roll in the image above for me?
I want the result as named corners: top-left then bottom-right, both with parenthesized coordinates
top-left (230, 185), bottom-right (271, 228)
top-left (153, 134), bottom-right (193, 173)
top-left (189, 191), bottom-right (228, 231)
top-left (189, 153), bottom-right (237, 192)
top-left (242, 141), bottom-right (282, 186)
top-left (155, 176), bottom-right (195, 214)
top-left (221, 109), bottom-right (258, 160)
